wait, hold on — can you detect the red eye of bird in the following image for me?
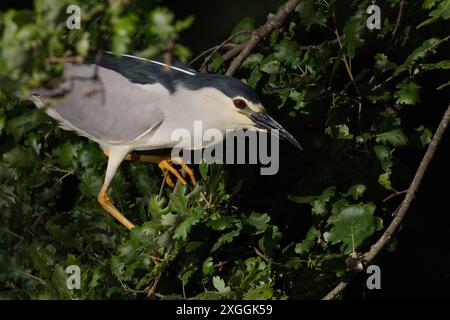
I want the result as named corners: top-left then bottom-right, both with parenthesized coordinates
top-left (233, 99), bottom-right (247, 109)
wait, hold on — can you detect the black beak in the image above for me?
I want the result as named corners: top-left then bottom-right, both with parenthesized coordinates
top-left (249, 113), bottom-right (303, 150)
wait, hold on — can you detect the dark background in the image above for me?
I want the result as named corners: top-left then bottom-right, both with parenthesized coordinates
top-left (2, 0), bottom-right (449, 299)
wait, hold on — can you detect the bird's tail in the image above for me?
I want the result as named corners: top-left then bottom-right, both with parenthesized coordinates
top-left (17, 85), bottom-right (67, 109)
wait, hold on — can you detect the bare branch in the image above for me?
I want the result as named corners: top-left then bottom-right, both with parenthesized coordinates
top-left (363, 104), bottom-right (450, 263)
top-left (322, 281), bottom-right (349, 300)
top-left (392, 0), bottom-right (405, 40)
top-left (322, 103), bottom-right (450, 300)
top-left (225, 0), bottom-right (301, 76)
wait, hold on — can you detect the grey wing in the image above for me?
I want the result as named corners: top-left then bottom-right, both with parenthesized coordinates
top-left (38, 63), bottom-right (167, 143)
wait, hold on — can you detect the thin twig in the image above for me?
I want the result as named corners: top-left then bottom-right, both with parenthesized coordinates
top-left (225, 0), bottom-right (301, 76)
top-left (254, 247), bottom-right (270, 264)
top-left (146, 247), bottom-right (171, 298)
top-left (391, 0), bottom-right (405, 41)
top-left (146, 172), bottom-right (186, 298)
top-left (190, 29), bottom-right (252, 72)
top-left (323, 103), bottom-right (450, 300)
top-left (382, 190), bottom-right (407, 203)
top-left (332, 11), bottom-right (360, 96)
top-left (47, 55), bottom-right (84, 64)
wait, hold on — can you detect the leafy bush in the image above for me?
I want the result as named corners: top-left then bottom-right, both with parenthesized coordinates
top-left (0, 0), bottom-right (449, 299)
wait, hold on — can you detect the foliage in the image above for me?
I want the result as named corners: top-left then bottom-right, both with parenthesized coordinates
top-left (0, 0), bottom-right (449, 299)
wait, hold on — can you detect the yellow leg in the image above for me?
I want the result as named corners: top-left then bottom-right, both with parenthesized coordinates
top-left (98, 186), bottom-right (135, 230)
top-left (103, 149), bottom-right (196, 187)
top-left (98, 147), bottom-right (136, 230)
top-left (99, 148), bottom-right (197, 230)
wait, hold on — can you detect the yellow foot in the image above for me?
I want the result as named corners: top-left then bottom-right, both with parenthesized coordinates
top-left (103, 148), bottom-right (196, 189)
top-left (98, 189), bottom-right (135, 230)
top-left (158, 157), bottom-right (196, 188)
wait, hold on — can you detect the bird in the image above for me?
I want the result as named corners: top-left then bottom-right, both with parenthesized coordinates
top-left (28, 52), bottom-right (302, 231)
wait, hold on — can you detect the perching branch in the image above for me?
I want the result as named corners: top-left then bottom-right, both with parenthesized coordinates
top-left (224, 0), bottom-right (301, 76)
top-left (323, 103), bottom-right (450, 300)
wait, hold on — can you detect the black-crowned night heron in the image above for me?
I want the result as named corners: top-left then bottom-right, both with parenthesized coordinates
top-left (29, 52), bottom-right (301, 230)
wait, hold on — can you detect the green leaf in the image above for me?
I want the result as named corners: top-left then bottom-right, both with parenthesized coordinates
top-left (376, 129), bottom-right (408, 146)
top-left (335, 124), bottom-right (354, 140)
top-left (211, 52), bottom-right (223, 73)
top-left (295, 226), bottom-right (318, 255)
top-left (394, 80), bottom-right (421, 105)
top-left (231, 17), bottom-right (254, 43)
top-left (185, 241), bottom-right (203, 253)
top-left (149, 7), bottom-right (175, 39)
top-left (211, 222), bottom-right (242, 252)
top-left (56, 142), bottom-right (76, 167)
top-left (180, 262), bottom-right (197, 286)
top-left (260, 57), bottom-right (282, 75)
top-left (374, 145), bottom-right (390, 161)
top-left (112, 14), bottom-right (138, 55)
top-left (241, 53), bottom-right (264, 69)
top-left (202, 257), bottom-right (214, 275)
top-left (274, 39), bottom-right (300, 67)
top-left (324, 203), bottom-right (382, 253)
top-left (247, 69), bottom-right (263, 88)
top-left (374, 53), bottom-right (396, 72)
top-left (207, 215), bottom-right (234, 231)
top-left (415, 126), bottom-right (433, 146)
top-left (3, 146), bottom-right (36, 167)
top-left (212, 276), bottom-right (231, 293)
top-left (76, 33), bottom-right (90, 57)
top-left (79, 168), bottom-right (103, 197)
top-left (288, 187), bottom-right (335, 216)
top-left (161, 212), bottom-right (178, 227)
top-left (421, 60), bottom-right (450, 70)
top-left (343, 17), bottom-right (365, 59)
top-left (378, 173), bottom-right (393, 190)
top-left (424, 0), bottom-right (439, 9)
top-left (199, 161), bottom-right (208, 180)
top-left (111, 256), bottom-right (125, 278)
top-left (345, 184), bottom-right (367, 200)
top-left (5, 110), bottom-right (47, 142)
top-left (244, 212), bottom-right (270, 235)
top-left (148, 195), bottom-right (169, 220)
top-left (395, 38), bottom-right (440, 74)
top-left (243, 284), bottom-right (274, 300)
top-left (296, 0), bottom-right (327, 30)
top-left (174, 15), bottom-right (194, 32)
top-left (173, 207), bottom-right (203, 240)
top-left (169, 184), bottom-right (190, 214)
top-left (418, 0), bottom-right (450, 28)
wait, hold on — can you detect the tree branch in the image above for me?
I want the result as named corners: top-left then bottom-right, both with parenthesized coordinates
top-left (322, 103), bottom-right (450, 300)
top-left (391, 0), bottom-right (405, 41)
top-left (190, 29), bottom-right (252, 73)
top-left (225, 0), bottom-right (301, 76)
